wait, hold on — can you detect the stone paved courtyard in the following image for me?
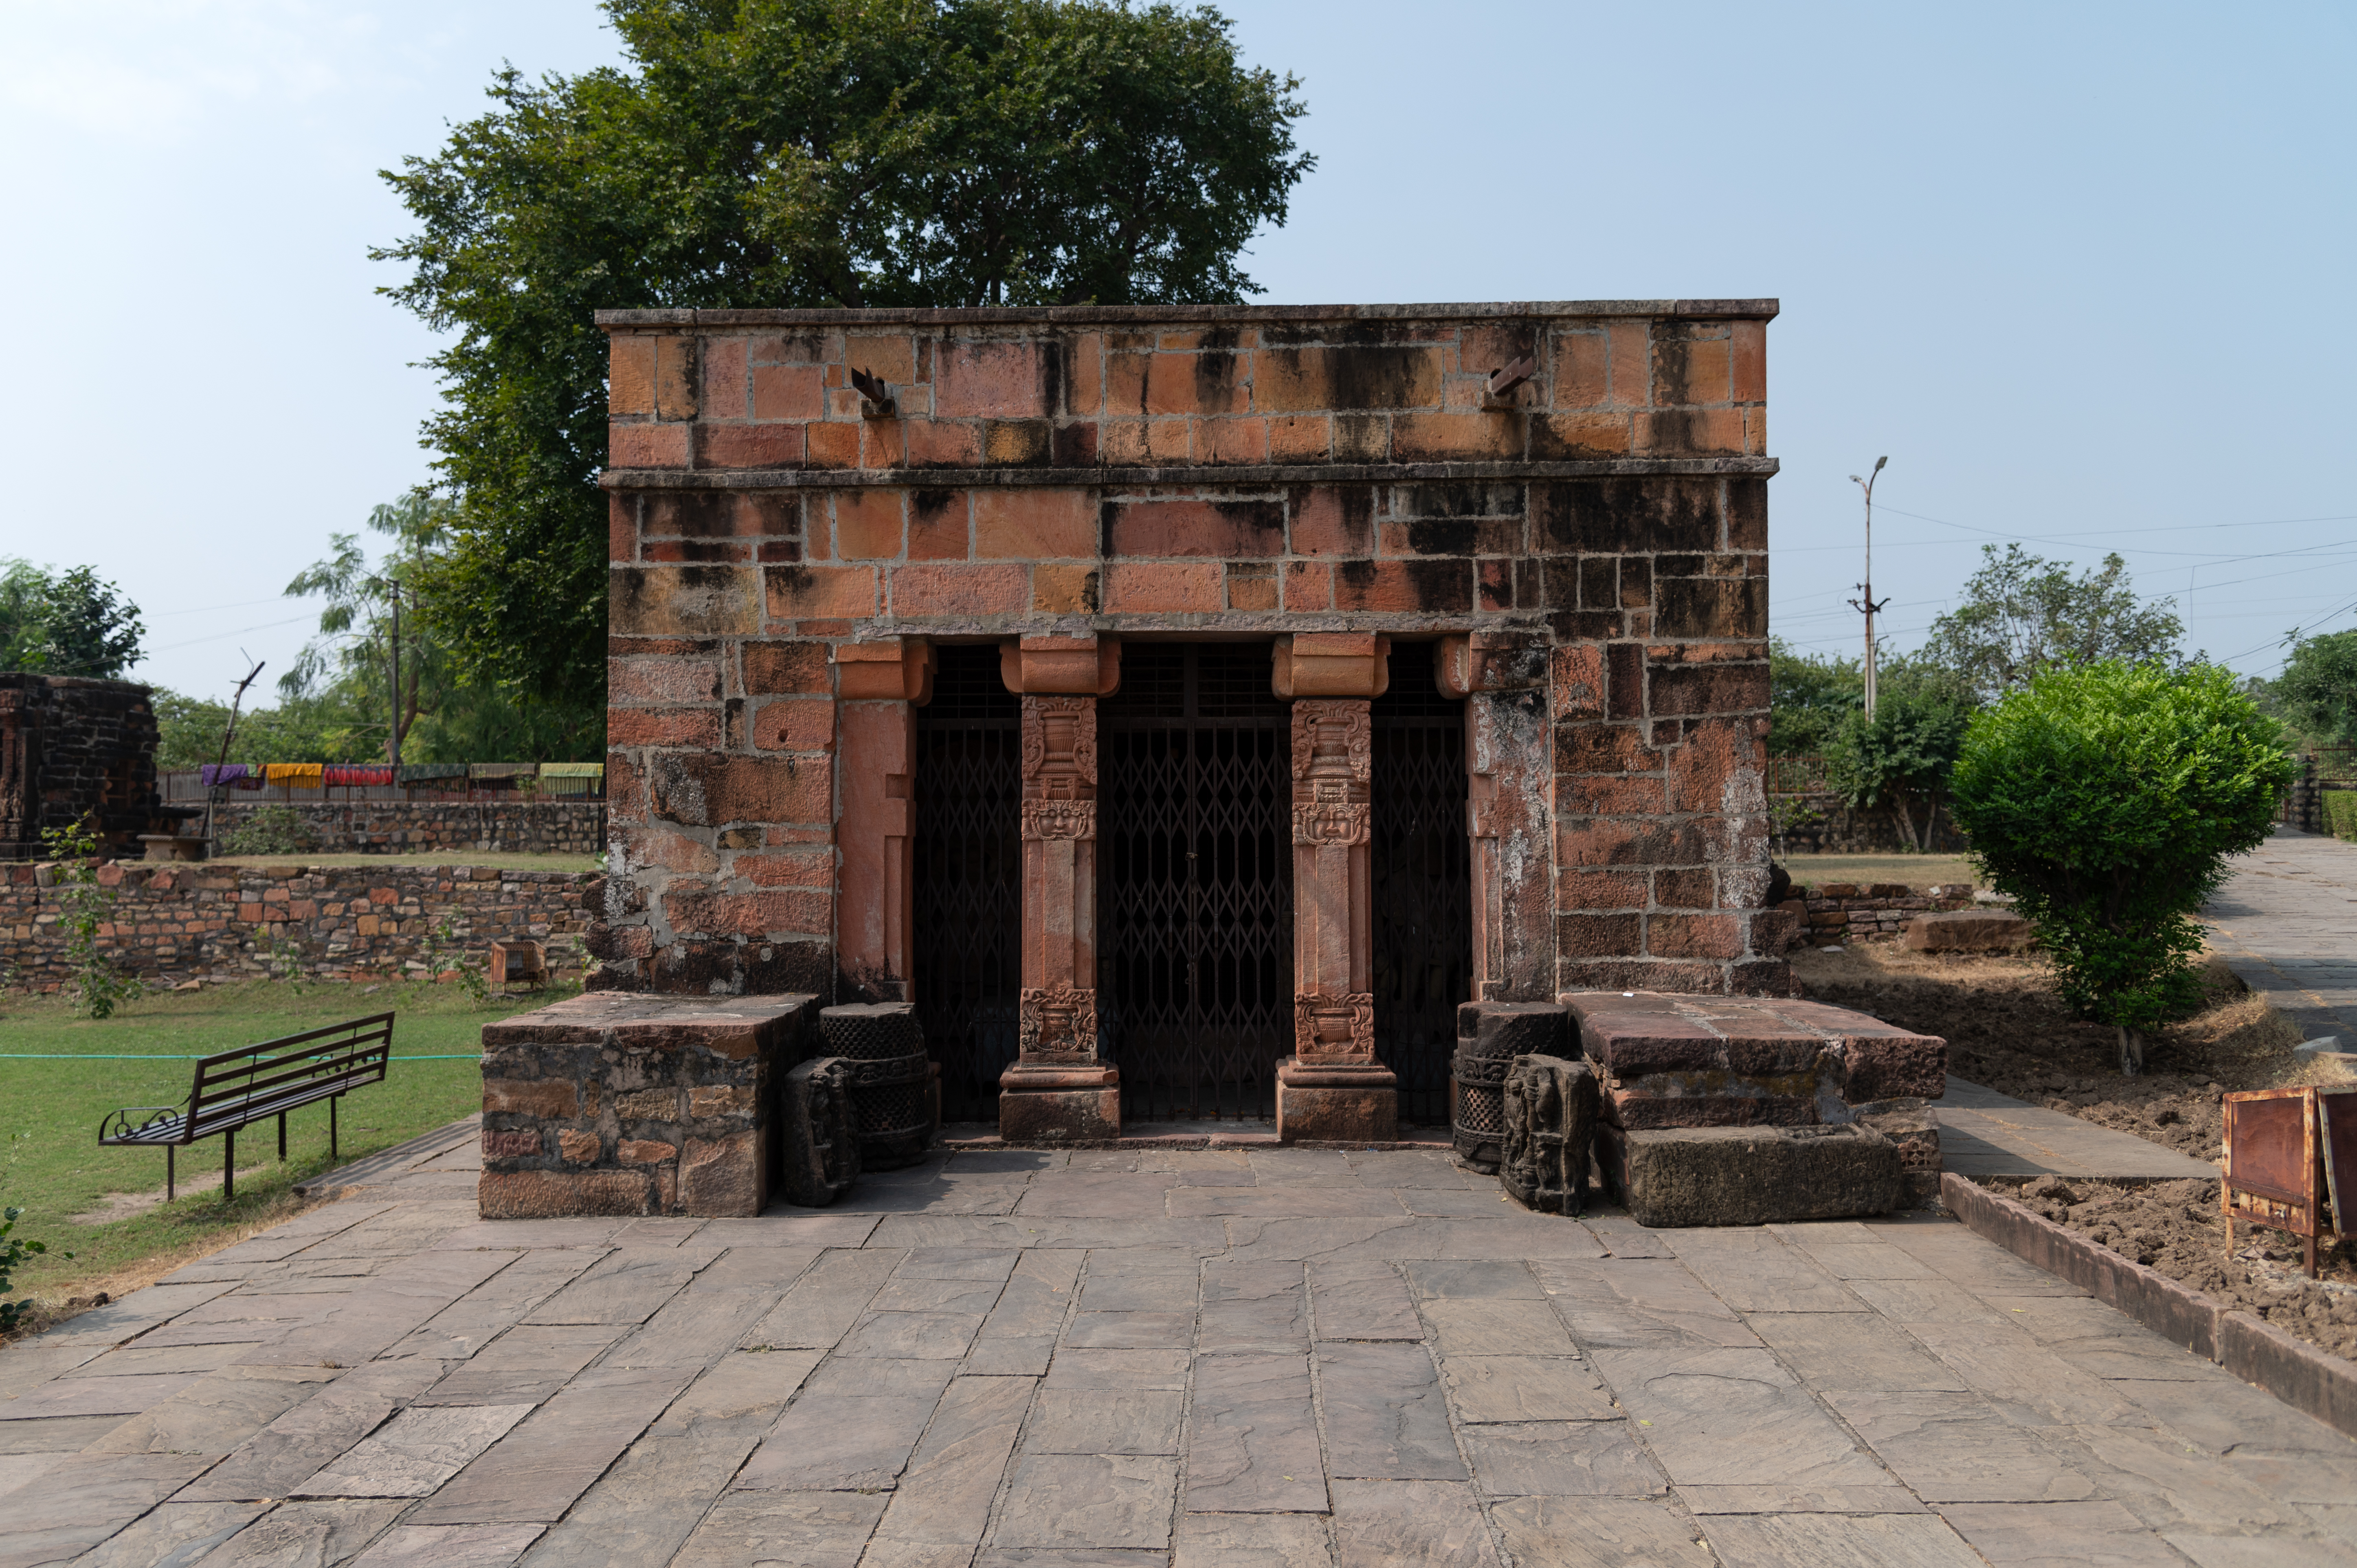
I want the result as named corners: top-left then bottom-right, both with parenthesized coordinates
top-left (6, 1132), bottom-right (2357, 1566)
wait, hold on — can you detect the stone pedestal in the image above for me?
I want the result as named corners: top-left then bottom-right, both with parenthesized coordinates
top-left (998, 638), bottom-right (1122, 1140)
top-left (1278, 638), bottom-right (1399, 1142)
top-left (478, 992), bottom-right (813, 1218)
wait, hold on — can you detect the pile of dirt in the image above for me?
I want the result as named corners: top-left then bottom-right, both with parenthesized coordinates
top-left (1793, 942), bottom-right (2357, 1362)
top-left (1793, 945), bottom-right (2329, 1170)
top-left (1997, 1174), bottom-right (2357, 1362)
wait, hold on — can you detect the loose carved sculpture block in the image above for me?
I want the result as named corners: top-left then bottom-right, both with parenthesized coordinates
top-left (1500, 1053), bottom-right (1600, 1216)
top-left (781, 1056), bottom-right (860, 1208)
top-left (1453, 1001), bottom-right (1572, 1169)
top-left (819, 1001), bottom-right (933, 1171)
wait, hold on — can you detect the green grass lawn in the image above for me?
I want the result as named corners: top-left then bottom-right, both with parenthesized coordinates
top-left (0, 979), bottom-right (562, 1307)
top-left (1776, 852), bottom-right (1981, 890)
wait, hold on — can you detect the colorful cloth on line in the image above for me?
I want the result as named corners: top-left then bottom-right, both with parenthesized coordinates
top-left (470, 762), bottom-right (534, 780)
top-left (200, 764), bottom-right (248, 786)
top-left (323, 764), bottom-right (394, 788)
top-left (262, 762), bottom-right (323, 786)
top-left (395, 763), bottom-right (468, 783)
top-left (538, 762), bottom-right (605, 778)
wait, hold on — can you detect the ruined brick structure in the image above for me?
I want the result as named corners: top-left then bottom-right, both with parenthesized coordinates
top-left (592, 300), bottom-right (1781, 1142)
top-left (0, 674), bottom-right (170, 859)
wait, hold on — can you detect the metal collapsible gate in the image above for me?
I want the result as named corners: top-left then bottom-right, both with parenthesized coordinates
top-left (1369, 643), bottom-right (1473, 1125)
top-left (912, 645), bottom-right (1023, 1123)
top-left (1100, 644), bottom-right (1294, 1120)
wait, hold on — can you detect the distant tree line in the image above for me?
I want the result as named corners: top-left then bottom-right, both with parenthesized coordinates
top-left (1766, 542), bottom-right (2357, 848)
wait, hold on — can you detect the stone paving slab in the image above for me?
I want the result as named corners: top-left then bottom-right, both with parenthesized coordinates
top-left (1935, 1076), bottom-right (2222, 1181)
top-left (2205, 827), bottom-right (2357, 1046)
top-left (5, 1128), bottom-right (2357, 1562)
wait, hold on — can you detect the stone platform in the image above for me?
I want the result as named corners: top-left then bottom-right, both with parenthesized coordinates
top-left (479, 993), bottom-right (817, 1220)
top-left (6, 1122), bottom-right (2353, 1565)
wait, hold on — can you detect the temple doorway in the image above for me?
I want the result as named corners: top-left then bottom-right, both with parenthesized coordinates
top-left (1098, 643), bottom-right (1293, 1120)
top-left (1369, 643), bottom-right (1473, 1125)
top-left (912, 644), bottom-right (1023, 1122)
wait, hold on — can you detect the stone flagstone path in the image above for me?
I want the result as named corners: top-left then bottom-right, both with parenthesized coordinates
top-left (5, 1135), bottom-right (2356, 1565)
top-left (2205, 825), bottom-right (2357, 1049)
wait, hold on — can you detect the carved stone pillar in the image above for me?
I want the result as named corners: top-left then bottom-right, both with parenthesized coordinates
top-left (834, 638), bottom-right (932, 1002)
top-left (1274, 634), bottom-right (1397, 1142)
top-left (999, 636), bottom-right (1122, 1141)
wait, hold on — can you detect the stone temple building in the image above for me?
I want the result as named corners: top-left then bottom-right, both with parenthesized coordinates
top-left (586, 300), bottom-right (1781, 1145)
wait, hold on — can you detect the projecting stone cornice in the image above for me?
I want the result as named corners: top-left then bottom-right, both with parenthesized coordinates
top-left (599, 456), bottom-right (1781, 490)
top-left (595, 300), bottom-right (1781, 329)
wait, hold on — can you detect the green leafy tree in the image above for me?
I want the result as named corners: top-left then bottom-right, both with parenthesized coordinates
top-left (376, 0), bottom-right (1313, 702)
top-left (275, 494), bottom-right (603, 764)
top-left (2270, 629), bottom-right (2357, 749)
top-left (0, 561), bottom-right (145, 679)
top-left (1922, 545), bottom-right (2184, 703)
top-left (1948, 660), bottom-right (2295, 1074)
top-left (1823, 665), bottom-right (1974, 851)
top-left (1768, 638), bottom-right (1862, 756)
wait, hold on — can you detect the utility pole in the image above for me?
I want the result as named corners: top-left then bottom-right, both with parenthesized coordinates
top-left (1847, 456), bottom-right (1891, 720)
top-left (203, 656), bottom-right (266, 849)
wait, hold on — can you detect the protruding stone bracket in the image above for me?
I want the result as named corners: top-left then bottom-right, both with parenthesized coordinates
top-left (1436, 630), bottom-right (1549, 697)
top-left (1002, 634), bottom-right (1121, 696)
top-left (834, 637), bottom-right (935, 703)
top-left (1273, 632), bottom-right (1390, 699)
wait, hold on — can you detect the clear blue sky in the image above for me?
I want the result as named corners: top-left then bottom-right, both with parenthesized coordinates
top-left (4, 1), bottom-right (2349, 701)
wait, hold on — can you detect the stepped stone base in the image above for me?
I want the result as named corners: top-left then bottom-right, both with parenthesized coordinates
top-left (1596, 1122), bottom-right (1902, 1228)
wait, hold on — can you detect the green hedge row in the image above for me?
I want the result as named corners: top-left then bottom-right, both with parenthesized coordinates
top-left (2326, 789), bottom-right (2357, 842)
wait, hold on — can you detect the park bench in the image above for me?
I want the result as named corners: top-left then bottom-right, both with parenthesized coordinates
top-left (97, 1014), bottom-right (394, 1201)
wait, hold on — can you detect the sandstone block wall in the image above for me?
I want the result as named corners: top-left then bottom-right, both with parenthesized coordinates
top-left (0, 861), bottom-right (598, 991)
top-left (209, 801), bottom-right (607, 857)
top-left (594, 301), bottom-right (1784, 1002)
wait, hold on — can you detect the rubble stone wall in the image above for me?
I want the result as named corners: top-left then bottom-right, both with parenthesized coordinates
top-left (209, 800), bottom-right (607, 856)
top-left (594, 301), bottom-right (1786, 1000)
top-left (0, 861), bottom-right (599, 990)
top-left (1788, 881), bottom-right (1977, 946)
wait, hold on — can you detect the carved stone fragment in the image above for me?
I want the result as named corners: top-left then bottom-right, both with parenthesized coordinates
top-left (1453, 1001), bottom-right (1572, 1168)
top-left (819, 1001), bottom-right (932, 1171)
top-left (1500, 1053), bottom-right (1600, 1217)
top-left (780, 1056), bottom-right (860, 1208)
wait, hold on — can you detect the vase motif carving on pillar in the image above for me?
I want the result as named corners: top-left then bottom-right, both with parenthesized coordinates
top-left (1013, 693), bottom-right (1101, 1067)
top-left (1289, 698), bottom-right (1377, 1062)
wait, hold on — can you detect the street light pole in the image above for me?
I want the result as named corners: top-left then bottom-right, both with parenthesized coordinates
top-left (1847, 456), bottom-right (1891, 720)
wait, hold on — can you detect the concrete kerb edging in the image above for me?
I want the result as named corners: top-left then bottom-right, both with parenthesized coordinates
top-left (1941, 1171), bottom-right (2357, 1440)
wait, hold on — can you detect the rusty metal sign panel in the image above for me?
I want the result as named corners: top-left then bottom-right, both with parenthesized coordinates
top-left (2222, 1085), bottom-right (2357, 1278)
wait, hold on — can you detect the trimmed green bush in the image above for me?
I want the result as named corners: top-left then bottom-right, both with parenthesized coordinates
top-left (1949, 661), bottom-right (2295, 1072)
top-left (2326, 788), bottom-right (2357, 843)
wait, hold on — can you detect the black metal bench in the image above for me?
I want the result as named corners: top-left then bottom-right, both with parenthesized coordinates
top-left (98, 1014), bottom-right (394, 1201)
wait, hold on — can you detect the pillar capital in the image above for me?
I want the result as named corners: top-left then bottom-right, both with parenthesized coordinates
top-left (1001, 635), bottom-right (1121, 696)
top-left (1272, 632), bottom-right (1390, 699)
top-left (833, 637), bottom-right (934, 703)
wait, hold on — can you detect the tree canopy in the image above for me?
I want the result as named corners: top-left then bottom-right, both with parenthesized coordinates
top-left (2269, 629), bottom-right (2357, 749)
top-left (377, 0), bottom-right (1314, 701)
top-left (1919, 544), bottom-right (2185, 703)
top-left (0, 560), bottom-right (145, 680)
